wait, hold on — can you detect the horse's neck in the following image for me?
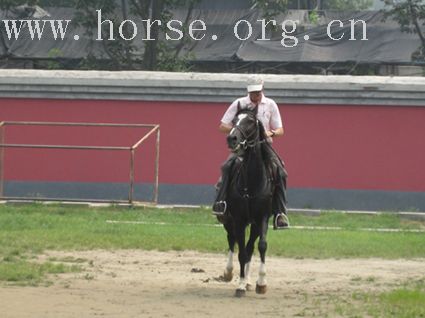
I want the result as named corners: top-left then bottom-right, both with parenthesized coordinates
top-left (244, 146), bottom-right (266, 183)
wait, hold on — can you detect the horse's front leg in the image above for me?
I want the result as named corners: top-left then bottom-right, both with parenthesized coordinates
top-left (245, 224), bottom-right (260, 291)
top-left (235, 223), bottom-right (248, 297)
top-left (223, 222), bottom-right (235, 282)
top-left (256, 216), bottom-right (269, 294)
top-left (223, 250), bottom-right (234, 282)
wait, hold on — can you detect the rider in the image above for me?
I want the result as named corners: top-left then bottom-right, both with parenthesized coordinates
top-left (213, 77), bottom-right (289, 230)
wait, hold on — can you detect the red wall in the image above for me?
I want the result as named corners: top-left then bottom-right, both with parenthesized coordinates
top-left (1, 98), bottom-right (425, 192)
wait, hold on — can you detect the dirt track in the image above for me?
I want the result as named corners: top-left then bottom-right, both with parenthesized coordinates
top-left (1, 250), bottom-right (425, 318)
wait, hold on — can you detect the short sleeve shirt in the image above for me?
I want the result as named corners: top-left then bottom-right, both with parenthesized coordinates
top-left (221, 95), bottom-right (283, 132)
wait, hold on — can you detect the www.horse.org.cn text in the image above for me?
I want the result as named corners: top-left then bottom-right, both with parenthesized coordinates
top-left (1, 8), bottom-right (368, 47)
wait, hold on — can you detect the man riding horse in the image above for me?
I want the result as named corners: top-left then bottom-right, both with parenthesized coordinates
top-left (213, 77), bottom-right (289, 230)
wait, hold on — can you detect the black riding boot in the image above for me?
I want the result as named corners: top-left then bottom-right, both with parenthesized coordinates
top-left (212, 155), bottom-right (237, 215)
top-left (212, 178), bottom-right (227, 215)
top-left (263, 144), bottom-right (289, 230)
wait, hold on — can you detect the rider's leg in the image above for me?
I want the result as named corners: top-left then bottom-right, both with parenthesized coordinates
top-left (212, 154), bottom-right (237, 215)
top-left (263, 144), bottom-right (289, 230)
top-left (272, 164), bottom-right (290, 230)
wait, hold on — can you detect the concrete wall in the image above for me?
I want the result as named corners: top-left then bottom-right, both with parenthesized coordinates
top-left (1, 70), bottom-right (425, 211)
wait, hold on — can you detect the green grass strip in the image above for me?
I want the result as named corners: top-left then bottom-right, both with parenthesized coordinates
top-left (0, 204), bottom-right (424, 260)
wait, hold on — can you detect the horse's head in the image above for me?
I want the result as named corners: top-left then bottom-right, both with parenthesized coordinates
top-left (227, 106), bottom-right (265, 154)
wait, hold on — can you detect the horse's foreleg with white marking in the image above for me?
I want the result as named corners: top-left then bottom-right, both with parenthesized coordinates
top-left (235, 255), bottom-right (247, 297)
top-left (256, 262), bottom-right (267, 294)
top-left (256, 219), bottom-right (268, 294)
top-left (236, 276), bottom-right (247, 296)
top-left (245, 224), bottom-right (259, 291)
top-left (245, 261), bottom-right (253, 291)
top-left (223, 251), bottom-right (234, 282)
top-left (223, 221), bottom-right (235, 282)
top-left (235, 227), bottom-right (247, 297)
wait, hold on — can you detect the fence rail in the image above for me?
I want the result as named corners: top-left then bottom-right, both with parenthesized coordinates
top-left (0, 121), bottom-right (160, 205)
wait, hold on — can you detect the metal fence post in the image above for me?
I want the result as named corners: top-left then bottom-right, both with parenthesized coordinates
top-left (153, 127), bottom-right (160, 203)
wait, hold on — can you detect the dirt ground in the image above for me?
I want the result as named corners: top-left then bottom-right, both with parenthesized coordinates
top-left (1, 250), bottom-right (424, 318)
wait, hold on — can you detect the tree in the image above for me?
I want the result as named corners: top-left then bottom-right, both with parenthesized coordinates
top-left (0, 0), bottom-right (40, 61)
top-left (129, 0), bottom-right (199, 70)
top-left (72, 0), bottom-right (201, 70)
top-left (39, 0), bottom-right (74, 6)
top-left (383, 0), bottom-right (425, 61)
top-left (73, 0), bottom-right (297, 71)
top-left (321, 0), bottom-right (372, 10)
top-left (283, 0), bottom-right (373, 10)
top-left (0, 0), bottom-right (37, 9)
top-left (252, 0), bottom-right (288, 19)
top-left (73, 0), bottom-right (133, 70)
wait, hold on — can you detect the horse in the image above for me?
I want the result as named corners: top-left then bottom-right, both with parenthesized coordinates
top-left (219, 106), bottom-right (274, 297)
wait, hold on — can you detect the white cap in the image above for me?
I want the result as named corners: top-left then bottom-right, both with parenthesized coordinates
top-left (247, 77), bottom-right (264, 92)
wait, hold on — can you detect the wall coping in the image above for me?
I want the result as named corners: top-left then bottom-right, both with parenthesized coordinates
top-left (1, 69), bottom-right (425, 106)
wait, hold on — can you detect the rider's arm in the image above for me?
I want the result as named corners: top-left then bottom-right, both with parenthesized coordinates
top-left (268, 100), bottom-right (284, 138)
top-left (219, 99), bottom-right (239, 134)
top-left (266, 127), bottom-right (284, 138)
top-left (219, 123), bottom-right (233, 134)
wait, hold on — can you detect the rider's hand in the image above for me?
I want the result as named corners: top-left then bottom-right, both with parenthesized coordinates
top-left (266, 130), bottom-right (275, 138)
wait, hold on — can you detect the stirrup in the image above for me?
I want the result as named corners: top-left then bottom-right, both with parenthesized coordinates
top-left (212, 201), bottom-right (227, 215)
top-left (274, 213), bottom-right (290, 230)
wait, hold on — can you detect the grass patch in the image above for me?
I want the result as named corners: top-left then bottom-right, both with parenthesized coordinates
top-left (334, 279), bottom-right (425, 317)
top-left (292, 211), bottom-right (424, 230)
top-left (0, 204), bottom-right (424, 261)
top-left (377, 288), bottom-right (425, 317)
top-left (0, 260), bottom-right (81, 286)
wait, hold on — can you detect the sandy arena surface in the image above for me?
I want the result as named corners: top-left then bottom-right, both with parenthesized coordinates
top-left (1, 250), bottom-right (425, 318)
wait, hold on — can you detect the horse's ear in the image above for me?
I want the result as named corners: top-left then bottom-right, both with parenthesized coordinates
top-left (237, 101), bottom-right (241, 113)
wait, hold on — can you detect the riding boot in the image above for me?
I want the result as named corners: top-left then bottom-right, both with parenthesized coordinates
top-left (212, 177), bottom-right (227, 215)
top-left (272, 165), bottom-right (289, 230)
top-left (266, 148), bottom-right (289, 230)
top-left (212, 154), bottom-right (237, 216)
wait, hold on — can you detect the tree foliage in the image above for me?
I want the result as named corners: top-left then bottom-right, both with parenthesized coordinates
top-left (321, 0), bottom-right (372, 10)
top-left (276, 0), bottom-right (373, 10)
top-left (71, 0), bottom-right (200, 70)
top-left (252, 0), bottom-right (288, 20)
top-left (383, 0), bottom-right (425, 61)
top-left (0, 0), bottom-right (38, 10)
top-left (73, 0), bottom-right (293, 70)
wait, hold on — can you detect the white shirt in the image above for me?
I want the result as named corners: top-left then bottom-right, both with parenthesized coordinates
top-left (221, 94), bottom-right (283, 132)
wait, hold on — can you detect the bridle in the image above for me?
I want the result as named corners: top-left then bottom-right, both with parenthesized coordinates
top-left (231, 114), bottom-right (265, 153)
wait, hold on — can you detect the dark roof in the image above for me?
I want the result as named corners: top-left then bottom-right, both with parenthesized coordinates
top-left (180, 10), bottom-right (423, 64)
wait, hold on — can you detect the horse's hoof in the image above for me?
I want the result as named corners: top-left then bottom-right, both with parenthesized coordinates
top-left (256, 284), bottom-right (267, 294)
top-left (235, 289), bottom-right (246, 297)
top-left (246, 283), bottom-right (253, 291)
top-left (222, 271), bottom-right (233, 282)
